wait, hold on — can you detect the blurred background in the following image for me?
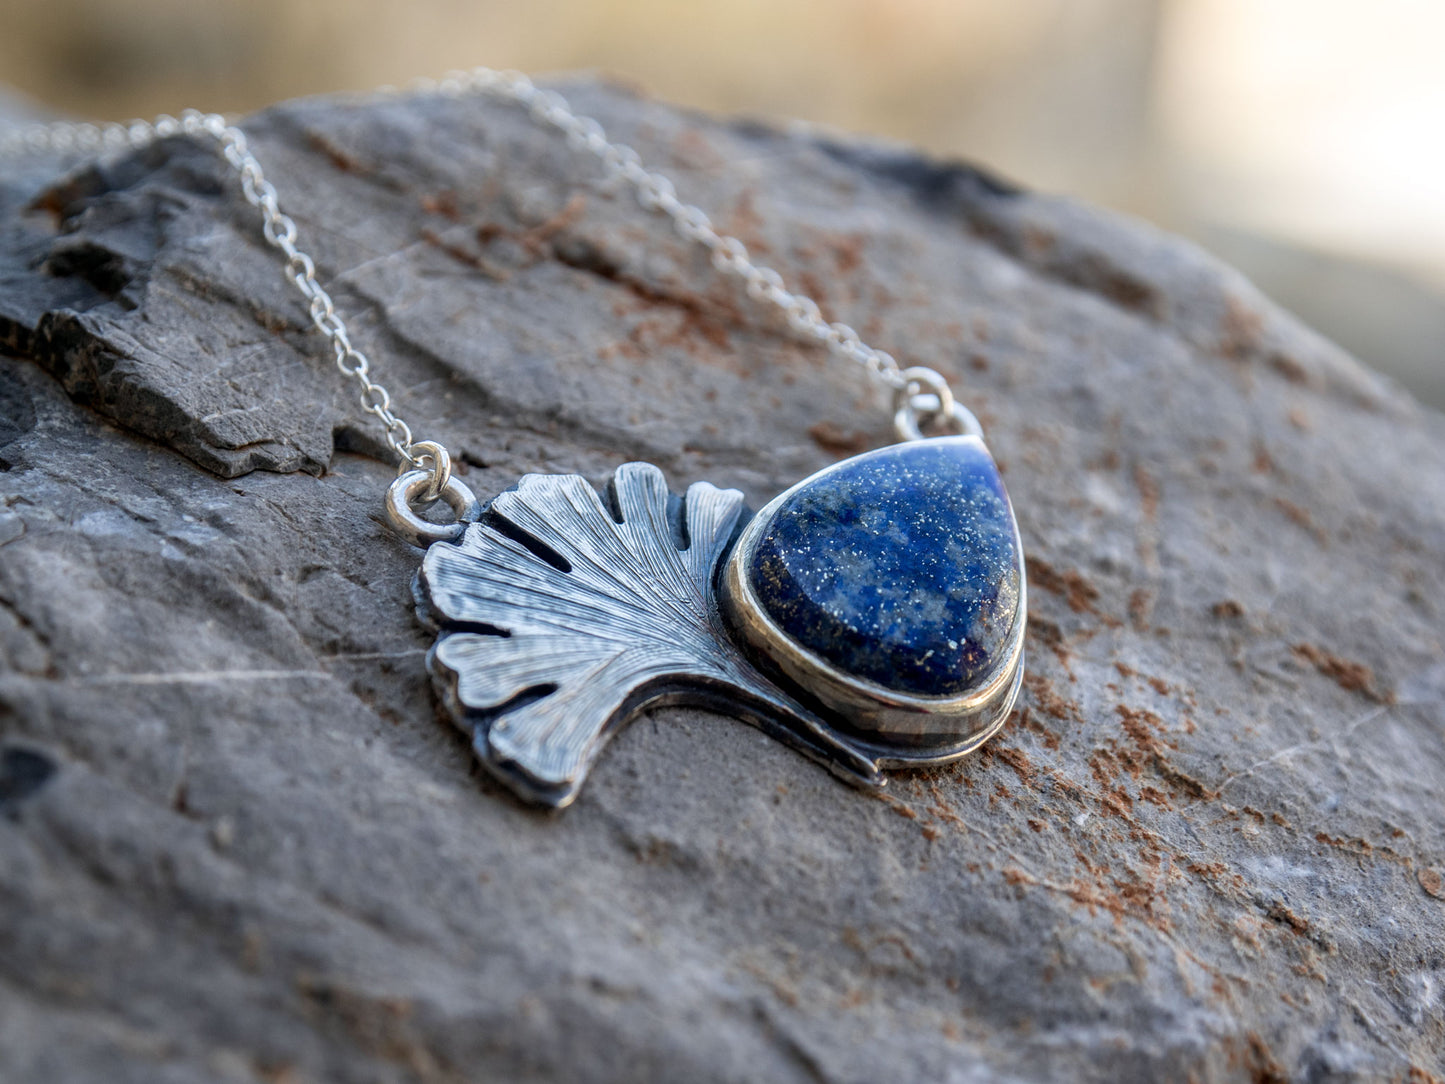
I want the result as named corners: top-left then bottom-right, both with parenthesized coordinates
top-left (2, 0), bottom-right (1441, 407)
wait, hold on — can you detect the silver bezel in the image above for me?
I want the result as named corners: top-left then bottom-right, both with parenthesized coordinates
top-left (718, 435), bottom-right (1027, 766)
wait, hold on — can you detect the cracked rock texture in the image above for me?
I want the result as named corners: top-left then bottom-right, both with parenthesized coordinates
top-left (2, 81), bottom-right (1444, 1083)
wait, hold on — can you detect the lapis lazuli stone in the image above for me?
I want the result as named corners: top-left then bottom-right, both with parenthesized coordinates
top-left (748, 437), bottom-right (1021, 697)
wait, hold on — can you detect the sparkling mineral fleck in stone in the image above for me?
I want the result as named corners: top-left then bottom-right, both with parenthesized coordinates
top-left (748, 437), bottom-right (1021, 696)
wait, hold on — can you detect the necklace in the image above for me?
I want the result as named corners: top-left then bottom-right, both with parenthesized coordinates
top-left (2, 68), bottom-right (1027, 808)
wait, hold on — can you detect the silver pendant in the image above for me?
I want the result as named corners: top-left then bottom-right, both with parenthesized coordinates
top-left (403, 436), bottom-right (1025, 808)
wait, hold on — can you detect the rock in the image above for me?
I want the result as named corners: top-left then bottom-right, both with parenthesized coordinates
top-left (1, 78), bottom-right (1443, 1083)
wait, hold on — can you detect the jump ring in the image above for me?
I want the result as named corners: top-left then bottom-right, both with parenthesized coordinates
top-left (384, 470), bottom-right (482, 548)
top-left (893, 397), bottom-right (983, 443)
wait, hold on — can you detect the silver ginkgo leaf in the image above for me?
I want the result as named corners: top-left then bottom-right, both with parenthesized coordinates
top-left (416, 462), bottom-right (881, 807)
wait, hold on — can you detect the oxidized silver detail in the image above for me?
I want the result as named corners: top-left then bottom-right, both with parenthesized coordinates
top-left (415, 462), bottom-right (886, 808)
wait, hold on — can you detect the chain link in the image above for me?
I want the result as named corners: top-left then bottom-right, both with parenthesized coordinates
top-left (0, 66), bottom-right (963, 480)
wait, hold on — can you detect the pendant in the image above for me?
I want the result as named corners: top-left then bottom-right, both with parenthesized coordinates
top-left (404, 435), bottom-right (1025, 808)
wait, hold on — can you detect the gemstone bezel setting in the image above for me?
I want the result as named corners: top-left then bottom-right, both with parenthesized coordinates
top-left (718, 435), bottom-right (1026, 764)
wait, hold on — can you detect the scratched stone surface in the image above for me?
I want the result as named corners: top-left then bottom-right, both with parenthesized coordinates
top-left (2, 80), bottom-right (1444, 1084)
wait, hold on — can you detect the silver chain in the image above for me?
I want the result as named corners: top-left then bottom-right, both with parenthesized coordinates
top-left (1, 108), bottom-right (424, 466)
top-left (0, 66), bottom-right (966, 495)
top-left (434, 71), bottom-right (913, 392)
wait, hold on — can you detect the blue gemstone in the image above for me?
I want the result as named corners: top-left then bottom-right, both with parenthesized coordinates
top-left (747, 438), bottom-right (1021, 697)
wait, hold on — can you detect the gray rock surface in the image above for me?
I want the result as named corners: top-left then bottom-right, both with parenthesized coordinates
top-left (2, 80), bottom-right (1444, 1083)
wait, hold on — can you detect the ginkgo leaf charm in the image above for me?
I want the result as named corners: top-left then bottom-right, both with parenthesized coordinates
top-left (416, 462), bottom-right (882, 807)
top-left (415, 442), bottom-right (1025, 809)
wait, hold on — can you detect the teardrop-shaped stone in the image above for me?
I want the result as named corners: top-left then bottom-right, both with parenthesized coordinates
top-left (746, 437), bottom-right (1021, 697)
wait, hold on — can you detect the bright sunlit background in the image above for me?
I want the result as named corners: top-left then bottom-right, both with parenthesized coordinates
top-left (3, 0), bottom-right (1441, 406)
